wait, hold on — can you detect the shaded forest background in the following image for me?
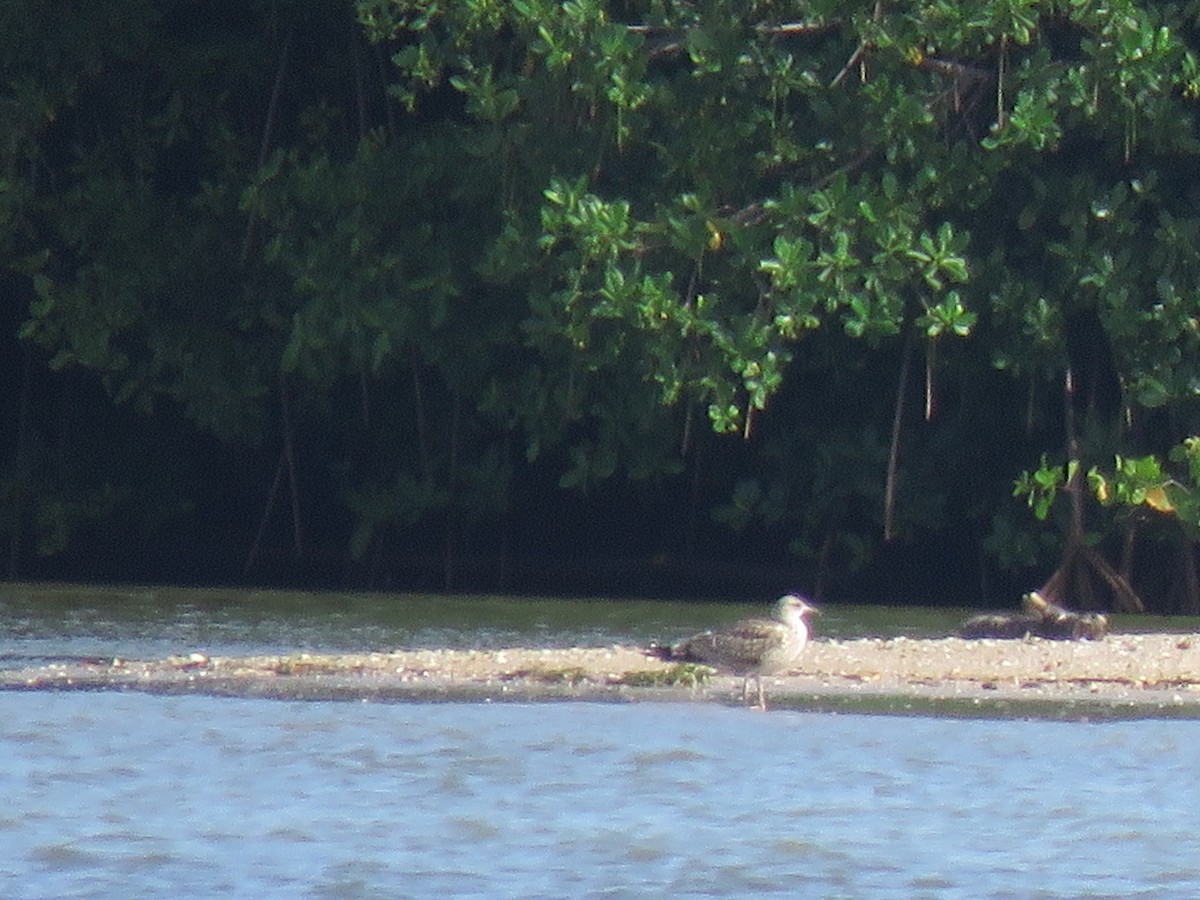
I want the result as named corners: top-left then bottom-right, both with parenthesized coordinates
top-left (6, 0), bottom-right (1200, 610)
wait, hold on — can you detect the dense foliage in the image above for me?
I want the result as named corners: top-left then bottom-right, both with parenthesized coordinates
top-left (5, 0), bottom-right (1200, 609)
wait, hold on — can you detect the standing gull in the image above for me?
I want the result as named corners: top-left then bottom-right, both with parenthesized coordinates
top-left (649, 594), bottom-right (818, 709)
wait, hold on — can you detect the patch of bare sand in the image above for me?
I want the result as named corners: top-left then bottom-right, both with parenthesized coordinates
top-left (804, 633), bottom-right (1200, 689)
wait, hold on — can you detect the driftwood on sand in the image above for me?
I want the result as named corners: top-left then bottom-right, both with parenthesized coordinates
top-left (957, 592), bottom-right (1109, 641)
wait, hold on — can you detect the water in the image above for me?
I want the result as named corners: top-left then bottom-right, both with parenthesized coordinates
top-left (3, 694), bottom-right (1199, 898)
top-left (4, 583), bottom-right (1200, 896)
top-left (2, 584), bottom-right (1191, 669)
top-left (0, 584), bottom-right (986, 669)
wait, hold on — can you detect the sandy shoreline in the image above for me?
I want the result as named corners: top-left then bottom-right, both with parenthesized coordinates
top-left (5, 632), bottom-right (1200, 718)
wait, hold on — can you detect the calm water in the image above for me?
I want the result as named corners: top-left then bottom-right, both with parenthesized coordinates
top-left (0, 583), bottom-right (988, 667)
top-left (3, 694), bottom-right (1199, 899)
top-left (2, 583), bottom-right (1191, 665)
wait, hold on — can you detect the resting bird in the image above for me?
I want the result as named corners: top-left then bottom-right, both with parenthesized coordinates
top-left (956, 591), bottom-right (1109, 641)
top-left (649, 594), bottom-right (818, 709)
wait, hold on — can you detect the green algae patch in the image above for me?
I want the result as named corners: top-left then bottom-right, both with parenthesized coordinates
top-left (617, 663), bottom-right (714, 688)
top-left (507, 665), bottom-right (591, 685)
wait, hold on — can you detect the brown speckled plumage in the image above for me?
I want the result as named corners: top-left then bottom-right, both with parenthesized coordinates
top-left (652, 595), bottom-right (817, 709)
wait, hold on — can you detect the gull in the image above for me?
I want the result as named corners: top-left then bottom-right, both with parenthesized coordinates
top-left (649, 594), bottom-right (818, 709)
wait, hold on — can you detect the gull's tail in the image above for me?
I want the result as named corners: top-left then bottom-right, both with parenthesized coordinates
top-left (643, 643), bottom-right (679, 662)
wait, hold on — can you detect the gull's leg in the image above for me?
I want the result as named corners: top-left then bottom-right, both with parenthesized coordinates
top-left (744, 674), bottom-right (766, 710)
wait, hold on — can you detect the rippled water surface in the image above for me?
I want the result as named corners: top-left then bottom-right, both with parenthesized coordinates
top-left (4, 583), bottom-right (1200, 896)
top-left (4, 694), bottom-right (1200, 899)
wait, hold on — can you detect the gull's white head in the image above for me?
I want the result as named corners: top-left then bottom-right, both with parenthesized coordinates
top-left (777, 595), bottom-right (816, 652)
top-left (776, 594), bottom-right (818, 626)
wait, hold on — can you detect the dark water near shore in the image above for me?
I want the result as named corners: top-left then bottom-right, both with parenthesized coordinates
top-left (4, 582), bottom-right (1192, 665)
top-left (4, 583), bottom-right (1200, 897)
top-left (0, 582), bottom-right (973, 668)
top-left (4, 694), bottom-right (1200, 898)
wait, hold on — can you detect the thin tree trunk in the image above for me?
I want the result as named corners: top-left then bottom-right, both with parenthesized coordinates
top-left (1038, 367), bottom-right (1144, 612)
top-left (359, 370), bottom-right (371, 428)
top-left (240, 29), bottom-right (293, 265)
top-left (496, 430), bottom-right (512, 591)
top-left (1176, 539), bottom-right (1200, 615)
top-left (443, 391), bottom-right (461, 591)
top-left (351, 16), bottom-right (368, 139)
top-left (280, 376), bottom-right (303, 558)
top-left (1064, 367), bottom-right (1085, 545)
top-left (8, 344), bottom-right (33, 578)
top-left (243, 375), bottom-right (304, 576)
top-left (244, 450), bottom-right (285, 577)
top-left (685, 431), bottom-right (703, 560)
top-left (1119, 524), bottom-right (1136, 585)
top-left (814, 531), bottom-right (834, 602)
top-left (884, 332), bottom-right (915, 541)
top-left (411, 358), bottom-right (432, 484)
top-left (924, 338), bottom-right (936, 421)
top-left (374, 44), bottom-right (398, 141)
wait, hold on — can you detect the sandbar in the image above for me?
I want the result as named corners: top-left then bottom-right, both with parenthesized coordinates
top-left (5, 632), bottom-right (1200, 719)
